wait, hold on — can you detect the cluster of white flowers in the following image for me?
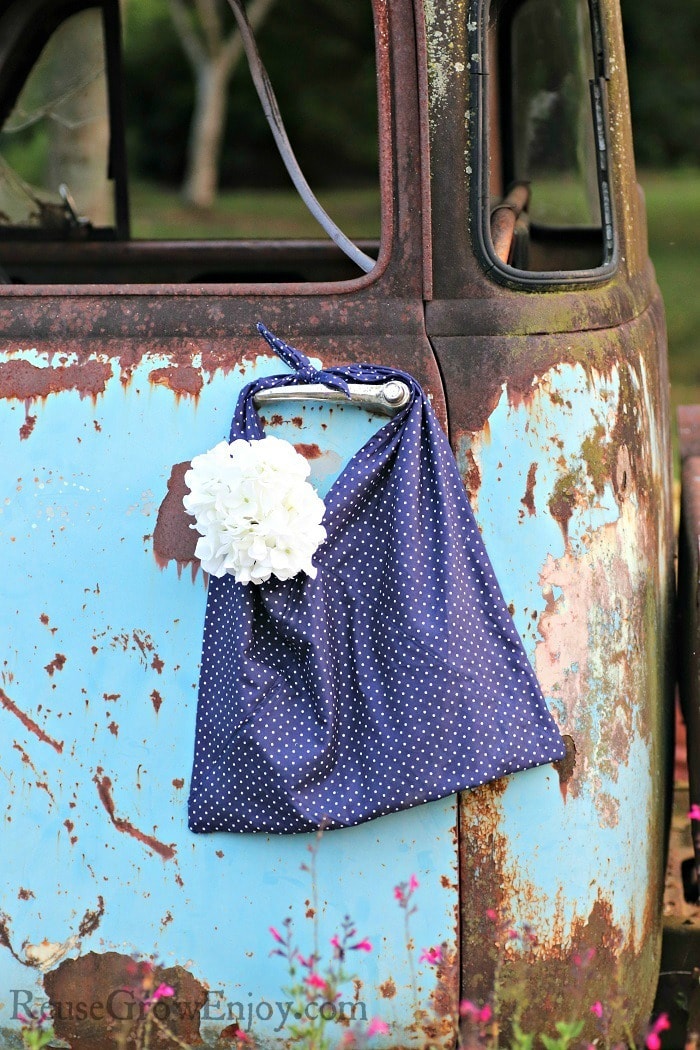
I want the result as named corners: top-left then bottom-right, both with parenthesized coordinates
top-left (183, 436), bottom-right (327, 584)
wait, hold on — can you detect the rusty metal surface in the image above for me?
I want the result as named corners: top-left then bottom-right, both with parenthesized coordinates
top-left (446, 297), bottom-right (674, 1041)
top-left (678, 405), bottom-right (700, 884)
top-left (423, 0), bottom-right (674, 1039)
top-left (0, 1), bottom-right (464, 1047)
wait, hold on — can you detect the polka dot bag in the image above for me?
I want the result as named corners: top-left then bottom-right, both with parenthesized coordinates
top-left (187, 324), bottom-right (565, 834)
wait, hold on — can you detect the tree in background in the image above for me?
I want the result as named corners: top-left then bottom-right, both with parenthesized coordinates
top-left (122, 0), bottom-right (378, 199)
top-left (168, 0), bottom-right (276, 209)
top-left (621, 0), bottom-right (700, 167)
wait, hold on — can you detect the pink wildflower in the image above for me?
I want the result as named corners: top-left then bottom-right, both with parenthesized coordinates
top-left (269, 926), bottom-right (284, 944)
top-left (485, 908), bottom-right (498, 921)
top-left (590, 1002), bottom-right (604, 1019)
top-left (149, 984), bottom-right (175, 1004)
top-left (507, 929), bottom-right (519, 940)
top-left (573, 946), bottom-right (596, 969)
top-left (367, 1018), bottom-right (390, 1036)
top-left (688, 804), bottom-right (700, 821)
top-left (351, 938), bottom-right (372, 952)
top-left (419, 946), bottom-right (442, 966)
top-left (646, 1014), bottom-right (671, 1050)
top-left (297, 953), bottom-right (314, 968)
top-left (409, 874), bottom-right (419, 892)
top-left (393, 886), bottom-right (404, 902)
top-left (460, 1000), bottom-right (492, 1025)
top-left (330, 935), bottom-right (341, 949)
top-left (233, 1029), bottom-right (251, 1043)
top-left (305, 973), bottom-right (327, 990)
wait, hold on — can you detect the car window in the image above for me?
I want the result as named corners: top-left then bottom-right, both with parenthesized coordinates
top-left (0, 0), bottom-right (380, 285)
top-left (0, 8), bottom-right (112, 231)
top-left (485, 0), bottom-right (613, 276)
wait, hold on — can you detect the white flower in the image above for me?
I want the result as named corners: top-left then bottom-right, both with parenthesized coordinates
top-left (183, 435), bottom-right (327, 584)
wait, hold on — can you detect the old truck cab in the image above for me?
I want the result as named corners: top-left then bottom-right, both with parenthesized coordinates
top-left (0, 0), bottom-right (678, 1047)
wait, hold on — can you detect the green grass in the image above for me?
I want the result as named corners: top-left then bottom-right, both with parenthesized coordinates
top-left (640, 169), bottom-right (700, 414)
top-left (129, 180), bottom-right (381, 241)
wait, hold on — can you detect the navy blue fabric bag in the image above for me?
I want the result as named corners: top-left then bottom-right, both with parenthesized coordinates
top-left (188, 325), bottom-right (565, 834)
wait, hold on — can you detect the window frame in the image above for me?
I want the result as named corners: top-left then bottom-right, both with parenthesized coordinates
top-left (473, 0), bottom-right (618, 288)
top-left (0, 0), bottom-right (391, 291)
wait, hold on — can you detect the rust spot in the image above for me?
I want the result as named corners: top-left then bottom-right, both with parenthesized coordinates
top-left (102, 693), bottom-right (120, 702)
top-left (18, 887), bottom-right (35, 901)
top-left (148, 365), bottom-right (203, 399)
top-left (78, 896), bottom-right (105, 938)
top-left (379, 978), bottom-right (396, 998)
top-left (93, 773), bottom-right (176, 861)
top-left (13, 741), bottom-right (37, 771)
top-left (151, 689), bottom-right (163, 714)
top-left (44, 952), bottom-right (208, 1050)
top-left (161, 911), bottom-right (173, 927)
top-left (19, 412), bottom-right (37, 440)
top-left (294, 442), bottom-right (322, 459)
top-left (521, 462), bottom-right (537, 516)
top-left (215, 850), bottom-right (224, 858)
top-left (0, 359), bottom-right (112, 402)
top-left (581, 423), bottom-right (608, 495)
top-left (172, 778), bottom-right (185, 790)
top-left (44, 653), bottom-right (67, 676)
top-left (1, 687), bottom-right (64, 752)
top-left (36, 780), bottom-right (56, 805)
top-left (547, 471), bottom-right (579, 541)
top-left (291, 416), bottom-right (303, 428)
top-left (132, 630), bottom-right (153, 660)
top-left (151, 654), bottom-right (164, 674)
top-left (39, 612), bottom-right (58, 635)
top-left (64, 819), bottom-right (75, 834)
top-left (430, 948), bottom-right (459, 1019)
top-left (0, 913), bottom-right (31, 966)
top-left (306, 907), bottom-right (316, 919)
top-left (153, 461), bottom-right (199, 569)
top-left (270, 414), bottom-right (284, 426)
top-left (108, 721), bottom-right (118, 737)
top-left (463, 448), bottom-right (481, 500)
top-left (93, 419), bottom-right (102, 432)
top-left (552, 734), bottom-right (577, 801)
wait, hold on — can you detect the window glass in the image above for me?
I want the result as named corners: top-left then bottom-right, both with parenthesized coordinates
top-left (511, 0), bottom-right (600, 227)
top-left (487, 0), bottom-right (609, 274)
top-left (121, 0), bottom-right (380, 243)
top-left (0, 9), bottom-right (112, 230)
top-left (0, 0), bottom-right (379, 284)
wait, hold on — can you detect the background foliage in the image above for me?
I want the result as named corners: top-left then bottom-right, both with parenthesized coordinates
top-left (122, 0), bottom-right (378, 189)
top-left (621, 0), bottom-right (700, 167)
top-left (122, 0), bottom-right (700, 188)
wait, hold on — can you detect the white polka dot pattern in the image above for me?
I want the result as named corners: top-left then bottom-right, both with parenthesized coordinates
top-left (187, 326), bottom-right (566, 834)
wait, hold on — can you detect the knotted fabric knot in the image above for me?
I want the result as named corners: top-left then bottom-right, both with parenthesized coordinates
top-left (256, 321), bottom-right (350, 397)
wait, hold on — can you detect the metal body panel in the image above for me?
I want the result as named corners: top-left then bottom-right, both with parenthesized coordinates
top-left (446, 311), bottom-right (673, 1037)
top-left (0, 351), bottom-right (459, 1049)
top-left (422, 0), bottom-right (674, 1037)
